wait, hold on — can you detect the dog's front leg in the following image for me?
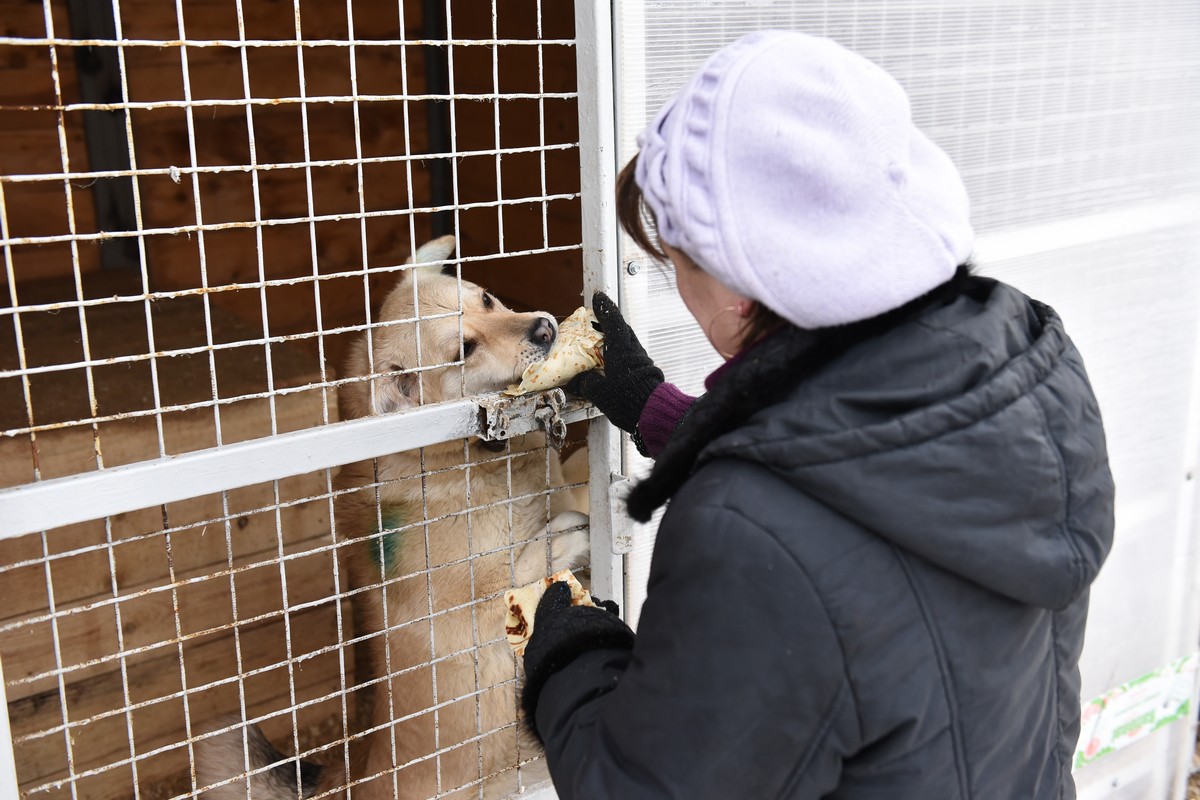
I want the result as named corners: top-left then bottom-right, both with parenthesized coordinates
top-left (549, 446), bottom-right (589, 517)
top-left (506, 513), bottom-right (590, 587)
top-left (548, 511), bottom-right (590, 573)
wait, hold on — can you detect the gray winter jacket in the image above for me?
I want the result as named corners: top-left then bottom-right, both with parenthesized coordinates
top-left (535, 276), bottom-right (1115, 798)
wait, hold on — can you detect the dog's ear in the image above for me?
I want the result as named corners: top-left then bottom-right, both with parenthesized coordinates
top-left (373, 367), bottom-right (420, 414)
top-left (405, 234), bottom-right (457, 279)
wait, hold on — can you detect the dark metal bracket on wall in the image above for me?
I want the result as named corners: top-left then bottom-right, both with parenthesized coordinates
top-left (423, 0), bottom-right (453, 238)
top-left (67, 0), bottom-right (142, 269)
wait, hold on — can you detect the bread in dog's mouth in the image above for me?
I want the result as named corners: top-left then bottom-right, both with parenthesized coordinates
top-left (502, 568), bottom-right (595, 657)
top-left (503, 307), bottom-right (603, 396)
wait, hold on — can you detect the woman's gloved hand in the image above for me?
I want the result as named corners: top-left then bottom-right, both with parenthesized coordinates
top-left (520, 581), bottom-right (634, 738)
top-left (567, 292), bottom-right (664, 434)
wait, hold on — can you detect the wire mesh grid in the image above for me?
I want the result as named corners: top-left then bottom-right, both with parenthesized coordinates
top-left (618, 0), bottom-right (1200, 237)
top-left (0, 0), bottom-right (585, 483)
top-left (0, 436), bottom-right (590, 798)
top-left (2, 0), bottom-right (590, 798)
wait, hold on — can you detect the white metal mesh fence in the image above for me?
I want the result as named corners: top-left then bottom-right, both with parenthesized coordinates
top-left (0, 0), bottom-right (584, 482)
top-left (1, 440), bottom-right (589, 798)
top-left (1, 0), bottom-right (591, 798)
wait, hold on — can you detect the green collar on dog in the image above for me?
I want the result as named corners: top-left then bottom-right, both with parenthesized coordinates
top-left (367, 506), bottom-right (407, 576)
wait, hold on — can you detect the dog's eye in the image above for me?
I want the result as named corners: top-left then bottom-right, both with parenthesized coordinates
top-left (462, 340), bottom-right (477, 359)
top-left (481, 291), bottom-right (494, 309)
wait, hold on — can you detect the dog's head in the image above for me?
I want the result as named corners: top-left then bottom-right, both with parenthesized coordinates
top-left (342, 235), bottom-right (558, 417)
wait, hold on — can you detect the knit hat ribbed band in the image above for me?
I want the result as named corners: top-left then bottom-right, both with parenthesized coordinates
top-left (636, 31), bottom-right (975, 329)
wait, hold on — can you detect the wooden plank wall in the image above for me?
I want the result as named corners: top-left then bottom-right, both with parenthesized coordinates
top-left (0, 0), bottom-right (583, 796)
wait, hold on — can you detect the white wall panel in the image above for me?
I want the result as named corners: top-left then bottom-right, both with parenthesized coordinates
top-left (614, 1), bottom-right (1200, 795)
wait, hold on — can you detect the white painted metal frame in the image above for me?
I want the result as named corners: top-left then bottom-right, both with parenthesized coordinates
top-left (0, 399), bottom-right (600, 541)
top-left (575, 0), bottom-right (624, 609)
top-left (972, 198), bottom-right (1200, 266)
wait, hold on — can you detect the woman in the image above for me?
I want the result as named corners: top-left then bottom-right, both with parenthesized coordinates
top-left (521, 31), bottom-right (1114, 799)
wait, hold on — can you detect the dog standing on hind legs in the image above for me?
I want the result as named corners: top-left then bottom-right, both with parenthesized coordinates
top-left (196, 235), bottom-right (590, 798)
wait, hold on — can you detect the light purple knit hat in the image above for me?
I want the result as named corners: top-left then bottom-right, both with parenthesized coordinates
top-left (636, 31), bottom-right (975, 329)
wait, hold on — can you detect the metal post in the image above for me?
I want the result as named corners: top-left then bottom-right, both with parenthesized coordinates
top-left (573, 0), bottom-right (625, 609)
top-left (422, 0), bottom-right (454, 237)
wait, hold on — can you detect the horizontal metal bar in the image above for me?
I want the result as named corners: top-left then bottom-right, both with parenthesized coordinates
top-left (0, 243), bottom-right (583, 316)
top-left (0, 141), bottom-right (578, 185)
top-left (1, 90), bottom-right (578, 114)
top-left (0, 313), bottom-right (462, 383)
top-left (973, 197), bottom-right (1200, 263)
top-left (0, 192), bottom-right (580, 248)
top-left (0, 36), bottom-right (576, 49)
top-left (0, 397), bottom-right (599, 540)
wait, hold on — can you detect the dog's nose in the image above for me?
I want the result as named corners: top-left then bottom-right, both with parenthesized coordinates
top-left (527, 316), bottom-right (556, 346)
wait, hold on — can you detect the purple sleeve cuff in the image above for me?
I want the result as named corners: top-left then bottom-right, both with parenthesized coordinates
top-left (636, 382), bottom-right (696, 458)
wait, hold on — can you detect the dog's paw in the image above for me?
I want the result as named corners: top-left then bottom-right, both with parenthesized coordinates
top-left (548, 513), bottom-right (590, 572)
top-left (549, 510), bottom-right (587, 534)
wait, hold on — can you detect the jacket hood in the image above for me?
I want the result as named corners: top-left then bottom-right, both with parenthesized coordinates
top-left (698, 282), bottom-right (1114, 610)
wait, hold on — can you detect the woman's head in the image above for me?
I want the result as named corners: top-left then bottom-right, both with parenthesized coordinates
top-left (617, 156), bottom-right (783, 356)
top-left (622, 30), bottom-right (975, 334)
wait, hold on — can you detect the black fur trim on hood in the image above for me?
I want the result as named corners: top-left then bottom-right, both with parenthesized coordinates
top-left (626, 265), bottom-right (981, 522)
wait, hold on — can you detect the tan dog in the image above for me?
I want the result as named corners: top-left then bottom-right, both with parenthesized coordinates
top-left (197, 236), bottom-right (589, 799)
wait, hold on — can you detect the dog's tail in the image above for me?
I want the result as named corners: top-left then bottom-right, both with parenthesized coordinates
top-left (196, 716), bottom-right (325, 799)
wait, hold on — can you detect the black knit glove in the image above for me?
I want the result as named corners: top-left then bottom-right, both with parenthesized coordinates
top-left (567, 292), bottom-right (664, 434)
top-left (520, 581), bottom-right (634, 739)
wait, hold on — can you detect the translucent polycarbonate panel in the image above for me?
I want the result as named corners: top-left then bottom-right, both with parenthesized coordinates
top-left (615, 2), bottom-right (1200, 795)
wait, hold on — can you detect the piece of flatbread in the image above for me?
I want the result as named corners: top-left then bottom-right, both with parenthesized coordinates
top-left (504, 306), bottom-right (604, 396)
top-left (503, 568), bottom-right (596, 657)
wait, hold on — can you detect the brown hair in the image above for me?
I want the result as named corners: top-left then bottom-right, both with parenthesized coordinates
top-left (616, 154), bottom-right (787, 350)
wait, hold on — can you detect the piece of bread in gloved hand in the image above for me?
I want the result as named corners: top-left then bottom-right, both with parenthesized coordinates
top-left (504, 307), bottom-right (604, 396)
top-left (503, 569), bottom-right (595, 657)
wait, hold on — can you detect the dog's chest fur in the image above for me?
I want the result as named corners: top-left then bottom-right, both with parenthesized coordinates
top-left (365, 433), bottom-right (556, 579)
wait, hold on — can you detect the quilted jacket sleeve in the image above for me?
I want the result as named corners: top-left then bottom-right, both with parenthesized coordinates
top-left (533, 464), bottom-right (856, 799)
